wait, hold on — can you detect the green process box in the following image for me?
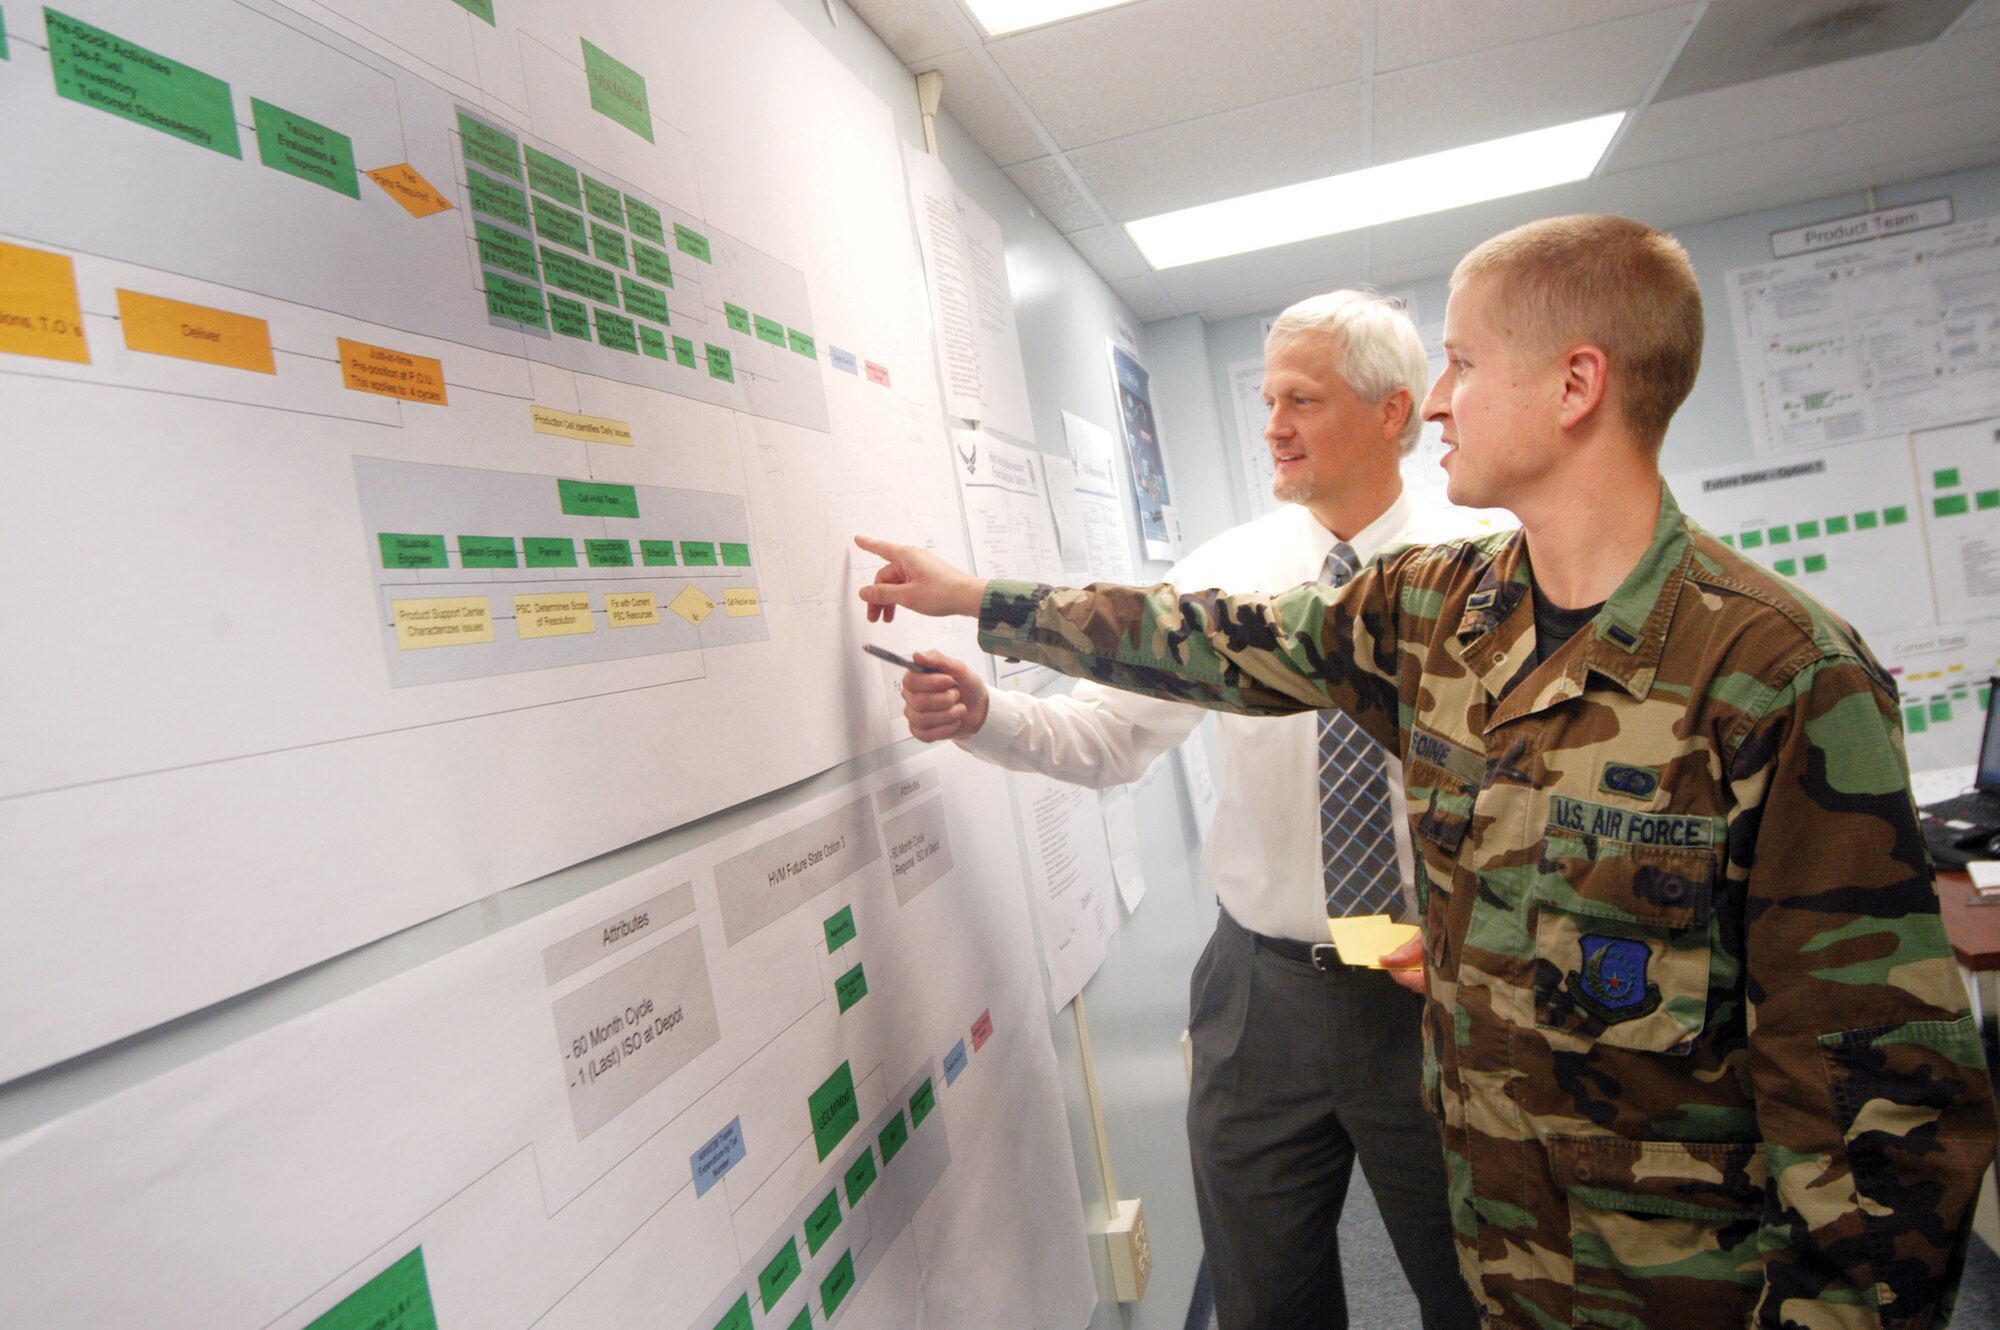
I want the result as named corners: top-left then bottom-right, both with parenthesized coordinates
top-left (681, 541), bottom-right (717, 566)
top-left (532, 196), bottom-right (590, 253)
top-left (581, 173), bottom-right (625, 226)
top-left (558, 479), bottom-right (638, 518)
top-left (595, 308), bottom-right (639, 354)
top-left (1825, 514), bottom-right (1850, 534)
top-left (788, 328), bottom-right (817, 358)
top-left (47, 10), bottom-right (241, 158)
top-left (586, 538), bottom-right (632, 568)
top-left (549, 295), bottom-right (591, 341)
top-left (467, 170), bottom-right (530, 230)
top-left (524, 144), bottom-right (581, 207)
top-left (253, 99), bottom-right (358, 198)
top-left (724, 304), bottom-right (752, 334)
top-left (707, 344), bottom-right (735, 382)
top-left (541, 247), bottom-right (616, 305)
top-left (809, 1062), bottom-right (859, 1161)
top-left (379, 533), bottom-right (447, 570)
top-left (910, 1078), bottom-right (936, 1129)
top-left (1936, 494), bottom-right (1971, 518)
top-left (457, 112), bottom-right (520, 180)
top-left (1766, 525), bottom-right (1791, 545)
top-left (1884, 505), bottom-right (1909, 525)
top-left (483, 273), bottom-right (546, 329)
top-left (835, 964), bottom-right (868, 1013)
top-left (633, 242), bottom-right (674, 287)
top-left (626, 197), bottom-right (666, 246)
top-left (1803, 554), bottom-right (1827, 573)
top-left (804, 1190), bottom-right (842, 1256)
top-left (758, 1239), bottom-right (801, 1312)
top-left (823, 906), bottom-right (856, 952)
top-left (712, 1294), bottom-right (752, 1330)
top-left (591, 222), bottom-right (629, 271)
top-left (581, 38), bottom-right (654, 142)
top-left (458, 537), bottom-right (517, 569)
top-left (1793, 519), bottom-right (1820, 540)
top-left (676, 223), bottom-right (711, 262)
top-left (754, 315), bottom-right (786, 347)
top-left (476, 220), bottom-right (539, 280)
top-left (819, 1252), bottom-right (856, 1318)
top-left (640, 325), bottom-right (669, 360)
top-left (524, 537), bottom-right (578, 568)
top-left (721, 543), bottom-right (751, 567)
top-left (673, 336), bottom-right (697, 368)
top-left (842, 1147), bottom-right (876, 1205)
top-left (622, 277), bottom-right (669, 323)
top-left (305, 1248), bottom-right (438, 1330)
top-left (877, 1110), bottom-right (908, 1165)
top-left (640, 540), bottom-right (678, 567)
top-left (1936, 468), bottom-right (1962, 488)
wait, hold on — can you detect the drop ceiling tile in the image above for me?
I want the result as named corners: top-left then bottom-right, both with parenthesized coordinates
top-left (1152, 232), bottom-right (1370, 309)
top-left (1837, 89), bottom-right (2000, 167)
top-left (987, 0), bottom-right (1364, 149)
top-left (1590, 135), bottom-right (1828, 224)
top-left (1372, 7), bottom-right (1694, 163)
top-left (1375, 0), bottom-right (1689, 74)
top-left (845, 0), bottom-right (965, 63)
top-left (1655, 0), bottom-right (1976, 101)
top-left (1365, 182), bottom-right (1598, 273)
top-left (1112, 274), bottom-right (1179, 322)
top-left (1065, 84), bottom-right (1367, 222)
top-left (1066, 225), bottom-right (1151, 283)
top-left (1614, 48), bottom-right (1918, 171)
top-left (917, 50), bottom-right (1049, 167)
top-left (1003, 157), bottom-right (1102, 231)
top-left (1866, 23), bottom-right (2000, 115)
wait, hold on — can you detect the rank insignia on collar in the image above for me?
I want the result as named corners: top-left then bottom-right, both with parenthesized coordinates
top-left (1566, 935), bottom-right (1662, 1024)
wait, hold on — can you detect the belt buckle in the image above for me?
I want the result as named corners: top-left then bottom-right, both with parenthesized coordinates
top-left (1310, 942), bottom-right (1342, 972)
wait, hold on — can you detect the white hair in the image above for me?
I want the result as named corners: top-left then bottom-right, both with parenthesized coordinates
top-left (1265, 290), bottom-right (1430, 455)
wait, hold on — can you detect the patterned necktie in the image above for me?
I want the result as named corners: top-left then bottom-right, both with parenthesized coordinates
top-left (1317, 542), bottom-right (1405, 922)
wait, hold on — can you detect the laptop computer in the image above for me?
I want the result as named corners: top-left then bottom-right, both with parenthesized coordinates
top-left (1920, 675), bottom-right (2000, 869)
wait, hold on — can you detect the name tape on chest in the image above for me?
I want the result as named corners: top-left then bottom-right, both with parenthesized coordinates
top-left (1547, 795), bottom-right (1713, 849)
top-left (1407, 728), bottom-right (1486, 786)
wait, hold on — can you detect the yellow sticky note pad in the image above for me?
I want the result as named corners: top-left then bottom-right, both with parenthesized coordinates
top-left (605, 592), bottom-right (658, 627)
top-left (338, 337), bottom-right (447, 405)
top-left (1326, 915), bottom-right (1420, 969)
top-left (0, 241), bottom-right (91, 363)
top-left (515, 594), bottom-right (595, 638)
top-left (667, 585), bottom-right (715, 626)
top-left (530, 405), bottom-right (633, 446)
top-left (367, 163), bottom-right (455, 218)
top-left (724, 588), bottom-right (761, 618)
top-left (119, 290), bottom-right (275, 373)
top-left (392, 597), bottom-right (493, 650)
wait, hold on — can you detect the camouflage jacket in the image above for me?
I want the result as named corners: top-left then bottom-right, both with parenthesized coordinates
top-left (979, 486), bottom-right (1996, 1329)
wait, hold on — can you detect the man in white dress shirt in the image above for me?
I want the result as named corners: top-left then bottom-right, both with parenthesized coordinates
top-left (893, 292), bottom-right (1487, 1330)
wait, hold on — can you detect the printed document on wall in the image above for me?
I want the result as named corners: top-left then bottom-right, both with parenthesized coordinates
top-left (904, 146), bottom-right (1035, 441)
top-left (1062, 409), bottom-right (1139, 582)
top-left (1015, 770), bottom-right (1120, 1010)
top-left (1670, 441), bottom-right (1932, 637)
top-left (0, 752), bottom-right (1097, 1330)
top-left (951, 429), bottom-right (1064, 689)
top-left (1876, 621), bottom-right (2000, 773)
top-left (1725, 215), bottom-right (2000, 455)
top-left (1911, 418), bottom-right (2000, 623)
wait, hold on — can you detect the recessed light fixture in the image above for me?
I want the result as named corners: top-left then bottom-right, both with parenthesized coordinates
top-left (1124, 112), bottom-right (1627, 270)
top-left (960, 0), bottom-right (1138, 39)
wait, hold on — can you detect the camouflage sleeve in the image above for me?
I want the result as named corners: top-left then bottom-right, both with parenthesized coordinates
top-left (974, 562), bottom-right (1406, 754)
top-left (1729, 655), bottom-right (1997, 1328)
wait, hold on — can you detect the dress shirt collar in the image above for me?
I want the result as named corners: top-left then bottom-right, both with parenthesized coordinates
top-left (1297, 484), bottom-right (1417, 570)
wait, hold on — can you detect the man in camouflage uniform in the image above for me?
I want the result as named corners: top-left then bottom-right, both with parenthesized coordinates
top-left (857, 215), bottom-right (1997, 1328)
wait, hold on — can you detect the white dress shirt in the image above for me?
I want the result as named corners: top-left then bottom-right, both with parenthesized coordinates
top-left (962, 486), bottom-right (1494, 942)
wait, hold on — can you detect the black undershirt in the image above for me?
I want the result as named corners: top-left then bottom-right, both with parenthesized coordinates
top-left (1530, 577), bottom-right (1603, 667)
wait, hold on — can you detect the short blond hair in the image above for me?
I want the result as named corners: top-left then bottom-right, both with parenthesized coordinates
top-left (1452, 215), bottom-right (1702, 446)
top-left (1266, 290), bottom-right (1429, 455)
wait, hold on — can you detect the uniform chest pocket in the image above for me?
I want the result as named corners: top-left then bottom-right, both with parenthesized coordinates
top-left (1533, 808), bottom-right (1724, 1053)
top-left (1405, 756), bottom-right (1477, 902)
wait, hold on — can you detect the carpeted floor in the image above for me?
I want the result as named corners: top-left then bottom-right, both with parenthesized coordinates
top-left (1188, 1176), bottom-right (2000, 1329)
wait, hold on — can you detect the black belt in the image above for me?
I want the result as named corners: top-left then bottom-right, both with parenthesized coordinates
top-left (1247, 926), bottom-right (1350, 971)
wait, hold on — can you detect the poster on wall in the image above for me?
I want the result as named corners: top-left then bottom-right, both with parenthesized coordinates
top-left (1107, 341), bottom-right (1177, 561)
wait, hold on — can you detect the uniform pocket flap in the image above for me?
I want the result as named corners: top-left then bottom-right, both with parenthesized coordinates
top-left (1539, 837), bottom-right (1717, 931)
top-left (1408, 757), bottom-right (1476, 854)
top-left (1548, 1135), bottom-right (1766, 1221)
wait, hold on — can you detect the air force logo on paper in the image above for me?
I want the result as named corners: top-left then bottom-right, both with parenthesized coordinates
top-left (1567, 935), bottom-right (1662, 1024)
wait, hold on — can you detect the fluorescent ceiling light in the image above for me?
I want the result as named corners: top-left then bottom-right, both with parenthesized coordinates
top-left (1124, 112), bottom-right (1627, 270)
top-left (960, 0), bottom-right (1138, 39)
